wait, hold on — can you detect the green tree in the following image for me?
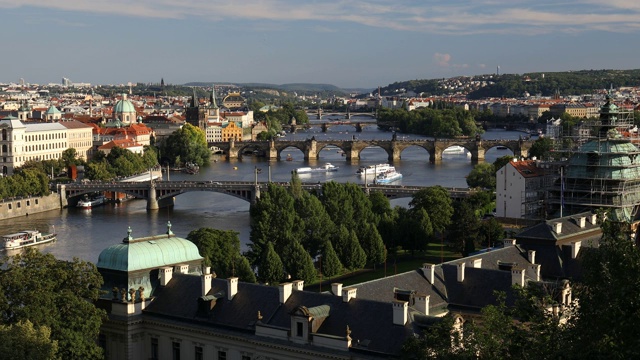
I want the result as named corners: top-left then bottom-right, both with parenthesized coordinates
top-left (478, 218), bottom-right (505, 248)
top-left (60, 148), bottom-right (79, 167)
top-left (448, 200), bottom-right (481, 256)
top-left (0, 320), bottom-right (59, 360)
top-left (0, 249), bottom-right (106, 359)
top-left (569, 220), bottom-right (640, 359)
top-left (258, 242), bottom-right (284, 284)
top-left (187, 228), bottom-right (252, 281)
top-left (84, 160), bottom-right (113, 181)
top-left (295, 193), bottom-right (335, 258)
top-left (466, 162), bottom-right (496, 189)
top-left (320, 242), bottom-right (343, 278)
top-left (161, 123), bottom-right (210, 166)
top-left (234, 256), bottom-right (257, 283)
top-left (282, 240), bottom-right (317, 283)
top-left (493, 155), bottom-right (516, 173)
top-left (360, 222), bottom-right (387, 266)
top-left (528, 136), bottom-right (555, 160)
top-left (409, 186), bottom-right (453, 234)
top-left (342, 230), bottom-right (367, 270)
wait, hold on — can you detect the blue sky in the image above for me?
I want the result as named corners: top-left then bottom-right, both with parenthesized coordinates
top-left (2, 1), bottom-right (639, 89)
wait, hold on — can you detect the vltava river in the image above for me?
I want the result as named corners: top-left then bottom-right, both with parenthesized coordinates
top-left (0, 119), bottom-right (527, 263)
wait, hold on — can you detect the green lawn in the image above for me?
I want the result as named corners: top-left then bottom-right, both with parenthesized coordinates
top-left (305, 243), bottom-right (461, 292)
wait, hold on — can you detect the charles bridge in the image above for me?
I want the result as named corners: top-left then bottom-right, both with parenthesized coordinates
top-left (209, 136), bottom-right (534, 163)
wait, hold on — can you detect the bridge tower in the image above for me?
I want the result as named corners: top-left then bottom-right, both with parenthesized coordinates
top-left (317, 107), bottom-right (323, 120)
top-left (346, 107), bottom-right (351, 120)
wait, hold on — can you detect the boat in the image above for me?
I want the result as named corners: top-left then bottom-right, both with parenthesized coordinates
top-left (3, 229), bottom-right (57, 250)
top-left (443, 145), bottom-right (469, 155)
top-left (77, 195), bottom-right (106, 209)
top-left (497, 146), bottom-right (508, 150)
top-left (296, 163), bottom-right (339, 174)
top-left (286, 154), bottom-right (293, 161)
top-left (183, 162), bottom-right (200, 174)
top-left (375, 168), bottom-right (403, 184)
top-left (356, 163), bottom-right (393, 176)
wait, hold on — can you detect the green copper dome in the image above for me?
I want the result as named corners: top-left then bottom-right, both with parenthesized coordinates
top-left (114, 97), bottom-right (135, 113)
top-left (97, 229), bottom-right (203, 272)
top-left (45, 105), bottom-right (61, 115)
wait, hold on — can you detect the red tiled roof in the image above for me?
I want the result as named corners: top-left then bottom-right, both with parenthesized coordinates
top-left (510, 160), bottom-right (545, 178)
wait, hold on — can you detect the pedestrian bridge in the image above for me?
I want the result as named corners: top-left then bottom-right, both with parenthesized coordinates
top-left (209, 137), bottom-right (533, 163)
top-left (59, 180), bottom-right (474, 210)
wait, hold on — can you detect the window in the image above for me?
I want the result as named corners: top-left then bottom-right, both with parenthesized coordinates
top-left (296, 322), bottom-right (303, 337)
top-left (195, 346), bottom-right (203, 360)
top-left (172, 341), bottom-right (180, 360)
top-left (151, 338), bottom-right (159, 360)
top-left (241, 356), bottom-right (251, 360)
top-left (217, 350), bottom-right (227, 360)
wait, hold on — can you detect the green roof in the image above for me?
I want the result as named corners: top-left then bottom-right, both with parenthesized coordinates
top-left (114, 98), bottom-right (136, 113)
top-left (97, 234), bottom-right (203, 272)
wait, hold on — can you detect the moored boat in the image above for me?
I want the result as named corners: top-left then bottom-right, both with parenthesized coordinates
top-left (356, 163), bottom-right (393, 176)
top-left (375, 168), bottom-right (403, 184)
top-left (3, 229), bottom-right (57, 250)
top-left (296, 163), bottom-right (339, 174)
top-left (77, 195), bottom-right (106, 209)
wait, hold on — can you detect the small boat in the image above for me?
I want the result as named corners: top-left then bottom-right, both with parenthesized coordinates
top-left (3, 229), bottom-right (57, 250)
top-left (375, 167), bottom-right (403, 184)
top-left (77, 195), bottom-right (106, 209)
top-left (296, 163), bottom-right (339, 174)
top-left (497, 146), bottom-right (508, 150)
top-left (356, 163), bottom-right (393, 176)
top-left (183, 162), bottom-right (200, 174)
top-left (286, 154), bottom-right (293, 161)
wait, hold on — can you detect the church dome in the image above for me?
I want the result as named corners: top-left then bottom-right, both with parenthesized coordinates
top-left (97, 226), bottom-right (203, 272)
top-left (114, 95), bottom-right (136, 114)
top-left (45, 105), bottom-right (61, 115)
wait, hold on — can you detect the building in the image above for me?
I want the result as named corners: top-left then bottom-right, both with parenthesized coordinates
top-left (222, 92), bottom-right (245, 109)
top-left (496, 159), bottom-right (550, 219)
top-left (547, 94), bottom-right (640, 224)
top-left (221, 121), bottom-right (242, 142)
top-left (59, 120), bottom-right (94, 160)
top-left (44, 105), bottom-right (62, 121)
top-left (0, 116), bottom-right (68, 176)
top-left (95, 224), bottom-right (563, 360)
top-left (113, 94), bottom-right (137, 125)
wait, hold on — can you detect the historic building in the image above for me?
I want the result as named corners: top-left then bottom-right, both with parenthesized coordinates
top-left (113, 94), bottom-right (137, 125)
top-left (58, 120), bottom-right (94, 161)
top-left (0, 116), bottom-right (69, 176)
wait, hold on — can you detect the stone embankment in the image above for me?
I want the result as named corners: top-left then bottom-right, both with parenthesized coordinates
top-left (0, 194), bottom-right (61, 220)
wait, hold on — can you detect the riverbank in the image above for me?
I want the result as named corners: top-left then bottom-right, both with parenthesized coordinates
top-left (0, 194), bottom-right (61, 220)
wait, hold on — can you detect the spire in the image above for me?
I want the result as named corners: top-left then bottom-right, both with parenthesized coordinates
top-left (210, 85), bottom-right (218, 109)
top-left (191, 88), bottom-right (197, 108)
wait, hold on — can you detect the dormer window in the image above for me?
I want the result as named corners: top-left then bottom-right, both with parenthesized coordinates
top-left (296, 322), bottom-right (303, 337)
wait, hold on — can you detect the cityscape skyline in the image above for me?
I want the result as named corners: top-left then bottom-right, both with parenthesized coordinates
top-left (2, 1), bottom-right (640, 89)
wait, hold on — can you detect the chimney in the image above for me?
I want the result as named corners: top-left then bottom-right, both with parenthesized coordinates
top-left (553, 222), bottom-right (562, 234)
top-left (415, 294), bottom-right (430, 315)
top-left (578, 217), bottom-right (586, 228)
top-left (159, 267), bottom-right (173, 286)
top-left (503, 239), bottom-right (516, 246)
top-left (527, 264), bottom-right (541, 282)
top-left (392, 300), bottom-right (408, 326)
top-left (467, 258), bottom-right (482, 268)
top-left (457, 262), bottom-right (465, 282)
top-left (571, 241), bottom-right (581, 259)
top-left (423, 263), bottom-right (435, 284)
top-left (227, 277), bottom-right (238, 301)
top-left (512, 268), bottom-right (525, 287)
top-left (332, 283), bottom-right (343, 297)
top-left (202, 267), bottom-right (212, 296)
top-left (342, 287), bottom-right (357, 303)
top-left (279, 282), bottom-right (292, 304)
top-left (176, 264), bottom-right (189, 274)
top-left (292, 280), bottom-right (304, 291)
top-left (527, 250), bottom-right (536, 264)
top-left (589, 213), bottom-right (598, 224)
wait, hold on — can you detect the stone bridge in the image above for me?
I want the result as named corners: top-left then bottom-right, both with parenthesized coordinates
top-left (210, 137), bottom-right (533, 163)
top-left (59, 181), bottom-right (474, 210)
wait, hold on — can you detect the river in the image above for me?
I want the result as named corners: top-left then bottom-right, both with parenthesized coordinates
top-left (0, 117), bottom-right (529, 264)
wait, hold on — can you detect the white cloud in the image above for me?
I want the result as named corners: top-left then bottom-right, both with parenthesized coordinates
top-left (433, 53), bottom-right (452, 67)
top-left (1, 1), bottom-right (639, 35)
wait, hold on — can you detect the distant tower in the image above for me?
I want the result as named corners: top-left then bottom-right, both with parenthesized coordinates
top-left (497, 66), bottom-right (500, 76)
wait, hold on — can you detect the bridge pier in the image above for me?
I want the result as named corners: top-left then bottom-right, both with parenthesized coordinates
top-left (227, 138), bottom-right (239, 159)
top-left (471, 145), bottom-right (485, 162)
top-left (58, 185), bottom-right (68, 208)
top-left (431, 149), bottom-right (443, 164)
top-left (252, 185), bottom-right (260, 205)
top-left (306, 139), bottom-right (318, 160)
top-left (268, 141), bottom-right (279, 161)
top-left (147, 184), bottom-right (159, 210)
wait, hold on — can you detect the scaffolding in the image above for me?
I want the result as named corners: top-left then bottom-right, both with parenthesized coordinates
top-left (546, 94), bottom-right (640, 222)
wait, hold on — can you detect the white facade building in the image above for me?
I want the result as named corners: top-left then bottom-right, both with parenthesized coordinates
top-left (496, 159), bottom-right (546, 219)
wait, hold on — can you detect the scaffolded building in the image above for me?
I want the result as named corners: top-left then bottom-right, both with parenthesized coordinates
top-left (548, 94), bottom-right (640, 223)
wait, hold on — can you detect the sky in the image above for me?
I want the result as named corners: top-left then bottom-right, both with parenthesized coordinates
top-left (2, 1), bottom-right (640, 89)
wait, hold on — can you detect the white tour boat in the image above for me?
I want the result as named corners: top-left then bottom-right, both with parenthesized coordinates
top-left (296, 163), bottom-right (339, 174)
top-left (443, 145), bottom-right (468, 155)
top-left (375, 167), bottom-right (403, 184)
top-left (77, 195), bottom-right (107, 209)
top-left (356, 163), bottom-right (393, 176)
top-left (3, 229), bottom-right (57, 250)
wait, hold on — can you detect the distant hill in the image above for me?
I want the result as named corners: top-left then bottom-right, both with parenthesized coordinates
top-left (378, 69), bottom-right (640, 99)
top-left (183, 82), bottom-right (364, 96)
